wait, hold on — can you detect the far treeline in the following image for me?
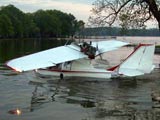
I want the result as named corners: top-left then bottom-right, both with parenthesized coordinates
top-left (0, 5), bottom-right (85, 38)
top-left (78, 27), bottom-right (160, 37)
top-left (1, 5), bottom-right (160, 39)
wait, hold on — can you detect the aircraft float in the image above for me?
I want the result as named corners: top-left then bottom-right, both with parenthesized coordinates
top-left (6, 40), bottom-right (155, 79)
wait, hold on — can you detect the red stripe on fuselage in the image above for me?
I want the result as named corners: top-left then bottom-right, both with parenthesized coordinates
top-left (41, 69), bottom-right (111, 74)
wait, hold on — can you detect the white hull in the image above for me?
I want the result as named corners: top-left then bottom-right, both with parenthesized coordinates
top-left (35, 69), bottom-right (113, 79)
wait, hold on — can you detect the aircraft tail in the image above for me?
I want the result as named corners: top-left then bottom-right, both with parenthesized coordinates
top-left (108, 44), bottom-right (155, 77)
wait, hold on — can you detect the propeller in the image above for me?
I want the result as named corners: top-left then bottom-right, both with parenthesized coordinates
top-left (96, 42), bottom-right (103, 60)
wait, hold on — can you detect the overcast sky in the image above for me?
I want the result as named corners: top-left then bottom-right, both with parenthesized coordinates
top-left (0, 0), bottom-right (94, 23)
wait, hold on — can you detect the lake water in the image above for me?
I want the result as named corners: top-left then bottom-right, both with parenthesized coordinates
top-left (0, 38), bottom-right (160, 120)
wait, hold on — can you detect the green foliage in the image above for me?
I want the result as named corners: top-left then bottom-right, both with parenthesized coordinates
top-left (0, 5), bottom-right (24, 37)
top-left (0, 14), bottom-right (14, 38)
top-left (0, 5), bottom-right (84, 38)
top-left (33, 10), bottom-right (60, 37)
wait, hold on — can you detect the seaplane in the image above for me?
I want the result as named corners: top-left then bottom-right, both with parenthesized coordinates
top-left (6, 40), bottom-right (155, 80)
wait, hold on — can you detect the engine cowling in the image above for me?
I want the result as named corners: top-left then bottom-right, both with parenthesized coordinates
top-left (80, 42), bottom-right (96, 59)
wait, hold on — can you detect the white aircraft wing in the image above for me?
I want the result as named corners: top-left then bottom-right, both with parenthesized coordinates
top-left (91, 40), bottom-right (129, 55)
top-left (6, 45), bottom-right (87, 72)
top-left (6, 40), bottom-right (128, 72)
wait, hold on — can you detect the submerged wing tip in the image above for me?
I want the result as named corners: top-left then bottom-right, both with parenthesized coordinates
top-left (5, 61), bottom-right (22, 72)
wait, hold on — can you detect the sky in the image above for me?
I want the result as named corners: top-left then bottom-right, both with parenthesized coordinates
top-left (0, 0), bottom-right (94, 23)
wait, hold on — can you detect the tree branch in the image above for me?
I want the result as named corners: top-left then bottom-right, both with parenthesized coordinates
top-left (90, 0), bottom-right (160, 29)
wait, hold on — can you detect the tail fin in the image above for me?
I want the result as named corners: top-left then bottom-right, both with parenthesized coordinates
top-left (108, 44), bottom-right (155, 77)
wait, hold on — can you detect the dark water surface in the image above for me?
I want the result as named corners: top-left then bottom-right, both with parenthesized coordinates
top-left (0, 39), bottom-right (160, 120)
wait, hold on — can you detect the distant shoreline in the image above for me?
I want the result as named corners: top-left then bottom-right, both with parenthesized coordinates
top-left (1, 36), bottom-right (160, 44)
top-left (0, 37), bottom-right (73, 41)
top-left (76, 36), bottom-right (160, 45)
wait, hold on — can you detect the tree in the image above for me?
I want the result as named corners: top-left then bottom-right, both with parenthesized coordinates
top-left (0, 5), bottom-right (40, 38)
top-left (119, 14), bottom-right (129, 35)
top-left (22, 13), bottom-right (40, 38)
top-left (89, 0), bottom-right (160, 29)
top-left (33, 10), bottom-right (60, 37)
top-left (0, 5), bottom-right (25, 37)
top-left (75, 20), bottom-right (85, 38)
top-left (76, 20), bottom-right (85, 30)
top-left (0, 14), bottom-right (14, 38)
top-left (52, 10), bottom-right (77, 37)
top-left (0, 4), bottom-right (84, 38)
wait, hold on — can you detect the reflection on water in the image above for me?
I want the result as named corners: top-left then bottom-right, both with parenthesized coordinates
top-left (24, 69), bottom-right (158, 120)
top-left (0, 38), bottom-right (160, 119)
top-left (0, 38), bottom-right (68, 63)
top-left (28, 71), bottom-right (159, 120)
top-left (0, 65), bottom-right (160, 119)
